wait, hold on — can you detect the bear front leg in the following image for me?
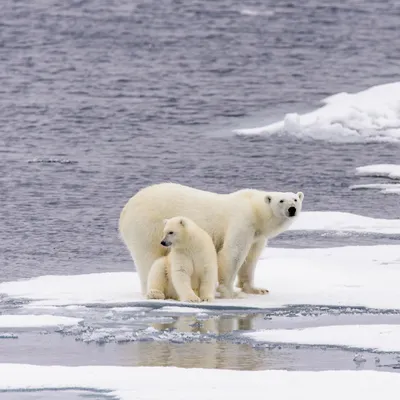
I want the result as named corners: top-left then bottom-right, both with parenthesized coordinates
top-left (146, 257), bottom-right (167, 300)
top-left (217, 231), bottom-right (253, 299)
top-left (237, 238), bottom-right (269, 295)
top-left (170, 259), bottom-right (200, 303)
top-left (199, 263), bottom-right (218, 302)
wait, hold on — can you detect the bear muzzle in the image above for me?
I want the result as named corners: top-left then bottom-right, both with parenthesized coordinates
top-left (288, 206), bottom-right (297, 217)
top-left (160, 240), bottom-right (172, 247)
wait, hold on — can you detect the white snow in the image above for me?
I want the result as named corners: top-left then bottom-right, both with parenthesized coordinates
top-left (1, 245), bottom-right (400, 310)
top-left (0, 314), bottom-right (82, 328)
top-left (244, 325), bottom-right (400, 352)
top-left (0, 364), bottom-right (399, 400)
top-left (234, 82), bottom-right (400, 142)
top-left (290, 211), bottom-right (400, 234)
top-left (356, 164), bottom-right (400, 179)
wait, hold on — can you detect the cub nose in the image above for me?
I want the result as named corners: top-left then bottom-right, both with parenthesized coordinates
top-left (288, 206), bottom-right (296, 217)
top-left (160, 240), bottom-right (168, 247)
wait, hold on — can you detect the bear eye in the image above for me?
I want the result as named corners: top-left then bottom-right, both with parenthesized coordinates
top-left (279, 200), bottom-right (284, 203)
top-left (168, 231), bottom-right (174, 235)
top-left (294, 199), bottom-right (297, 202)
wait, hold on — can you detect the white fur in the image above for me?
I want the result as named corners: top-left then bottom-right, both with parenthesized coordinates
top-left (119, 183), bottom-right (304, 298)
top-left (146, 216), bottom-right (218, 303)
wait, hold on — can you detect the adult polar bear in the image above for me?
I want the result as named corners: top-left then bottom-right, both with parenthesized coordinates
top-left (119, 183), bottom-right (304, 299)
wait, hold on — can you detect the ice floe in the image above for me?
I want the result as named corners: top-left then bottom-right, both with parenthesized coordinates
top-left (356, 164), bottom-right (400, 180)
top-left (244, 324), bottom-right (400, 352)
top-left (234, 82), bottom-right (400, 142)
top-left (0, 364), bottom-right (399, 399)
top-left (1, 245), bottom-right (400, 311)
top-left (290, 211), bottom-right (400, 234)
top-left (0, 314), bottom-right (82, 328)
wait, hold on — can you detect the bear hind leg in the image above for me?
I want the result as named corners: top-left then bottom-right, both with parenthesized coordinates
top-left (146, 257), bottom-right (167, 300)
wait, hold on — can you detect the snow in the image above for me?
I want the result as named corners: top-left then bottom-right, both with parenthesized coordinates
top-left (234, 82), bottom-right (400, 142)
top-left (0, 364), bottom-right (399, 400)
top-left (244, 325), bottom-right (400, 352)
top-left (290, 211), bottom-right (400, 234)
top-left (0, 314), bottom-right (82, 328)
top-left (1, 245), bottom-right (400, 310)
top-left (356, 164), bottom-right (400, 180)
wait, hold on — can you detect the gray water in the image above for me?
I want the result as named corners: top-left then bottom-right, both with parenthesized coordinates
top-left (1, 0), bottom-right (400, 397)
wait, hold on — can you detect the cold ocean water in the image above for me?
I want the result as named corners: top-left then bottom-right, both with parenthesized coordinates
top-left (1, 0), bottom-right (400, 398)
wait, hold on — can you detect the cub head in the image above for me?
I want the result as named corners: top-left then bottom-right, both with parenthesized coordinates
top-left (265, 191), bottom-right (304, 219)
top-left (160, 216), bottom-right (189, 248)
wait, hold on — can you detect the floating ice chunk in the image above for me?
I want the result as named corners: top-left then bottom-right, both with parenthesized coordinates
top-left (244, 325), bottom-right (400, 352)
top-left (290, 211), bottom-right (400, 234)
top-left (0, 315), bottom-right (82, 328)
top-left (234, 82), bottom-right (400, 143)
top-left (356, 164), bottom-right (400, 180)
top-left (239, 8), bottom-right (275, 16)
top-left (349, 183), bottom-right (400, 191)
top-left (0, 332), bottom-right (18, 339)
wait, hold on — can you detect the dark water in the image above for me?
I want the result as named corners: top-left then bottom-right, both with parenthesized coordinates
top-left (1, 0), bottom-right (400, 282)
top-left (1, 1), bottom-right (400, 395)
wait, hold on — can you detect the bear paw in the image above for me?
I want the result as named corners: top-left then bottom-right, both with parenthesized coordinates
top-left (147, 289), bottom-right (166, 300)
top-left (200, 295), bottom-right (215, 302)
top-left (217, 284), bottom-right (241, 299)
top-left (182, 294), bottom-right (201, 303)
top-left (242, 284), bottom-right (269, 295)
top-left (233, 291), bottom-right (247, 299)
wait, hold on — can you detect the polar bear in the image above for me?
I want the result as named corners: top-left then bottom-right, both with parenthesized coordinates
top-left (119, 183), bottom-right (304, 299)
top-left (147, 216), bottom-right (218, 303)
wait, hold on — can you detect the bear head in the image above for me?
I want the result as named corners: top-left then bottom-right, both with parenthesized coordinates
top-left (265, 191), bottom-right (304, 219)
top-left (160, 216), bottom-right (190, 248)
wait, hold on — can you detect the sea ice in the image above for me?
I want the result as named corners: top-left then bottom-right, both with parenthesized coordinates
top-left (243, 324), bottom-right (400, 352)
top-left (0, 364), bottom-right (399, 400)
top-left (234, 82), bottom-right (400, 142)
top-left (1, 245), bottom-right (400, 311)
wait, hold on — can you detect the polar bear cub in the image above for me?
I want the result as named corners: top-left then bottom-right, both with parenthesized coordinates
top-left (146, 216), bottom-right (218, 303)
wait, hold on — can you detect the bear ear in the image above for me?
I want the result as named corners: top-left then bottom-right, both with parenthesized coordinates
top-left (265, 195), bottom-right (272, 204)
top-left (179, 218), bottom-right (185, 227)
top-left (163, 219), bottom-right (169, 225)
top-left (297, 192), bottom-right (304, 201)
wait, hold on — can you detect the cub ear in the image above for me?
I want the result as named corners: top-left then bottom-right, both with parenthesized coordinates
top-left (179, 218), bottom-right (185, 227)
top-left (297, 192), bottom-right (304, 201)
top-left (265, 195), bottom-right (272, 204)
top-left (163, 219), bottom-right (169, 225)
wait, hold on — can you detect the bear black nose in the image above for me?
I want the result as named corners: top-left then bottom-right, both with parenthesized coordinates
top-left (288, 206), bottom-right (296, 217)
top-left (160, 240), bottom-right (168, 247)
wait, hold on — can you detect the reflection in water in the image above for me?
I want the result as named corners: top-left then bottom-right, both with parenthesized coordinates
top-left (125, 313), bottom-right (293, 370)
top-left (151, 313), bottom-right (256, 334)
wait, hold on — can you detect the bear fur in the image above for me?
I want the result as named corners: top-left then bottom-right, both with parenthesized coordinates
top-left (146, 216), bottom-right (218, 303)
top-left (119, 182), bottom-right (304, 299)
